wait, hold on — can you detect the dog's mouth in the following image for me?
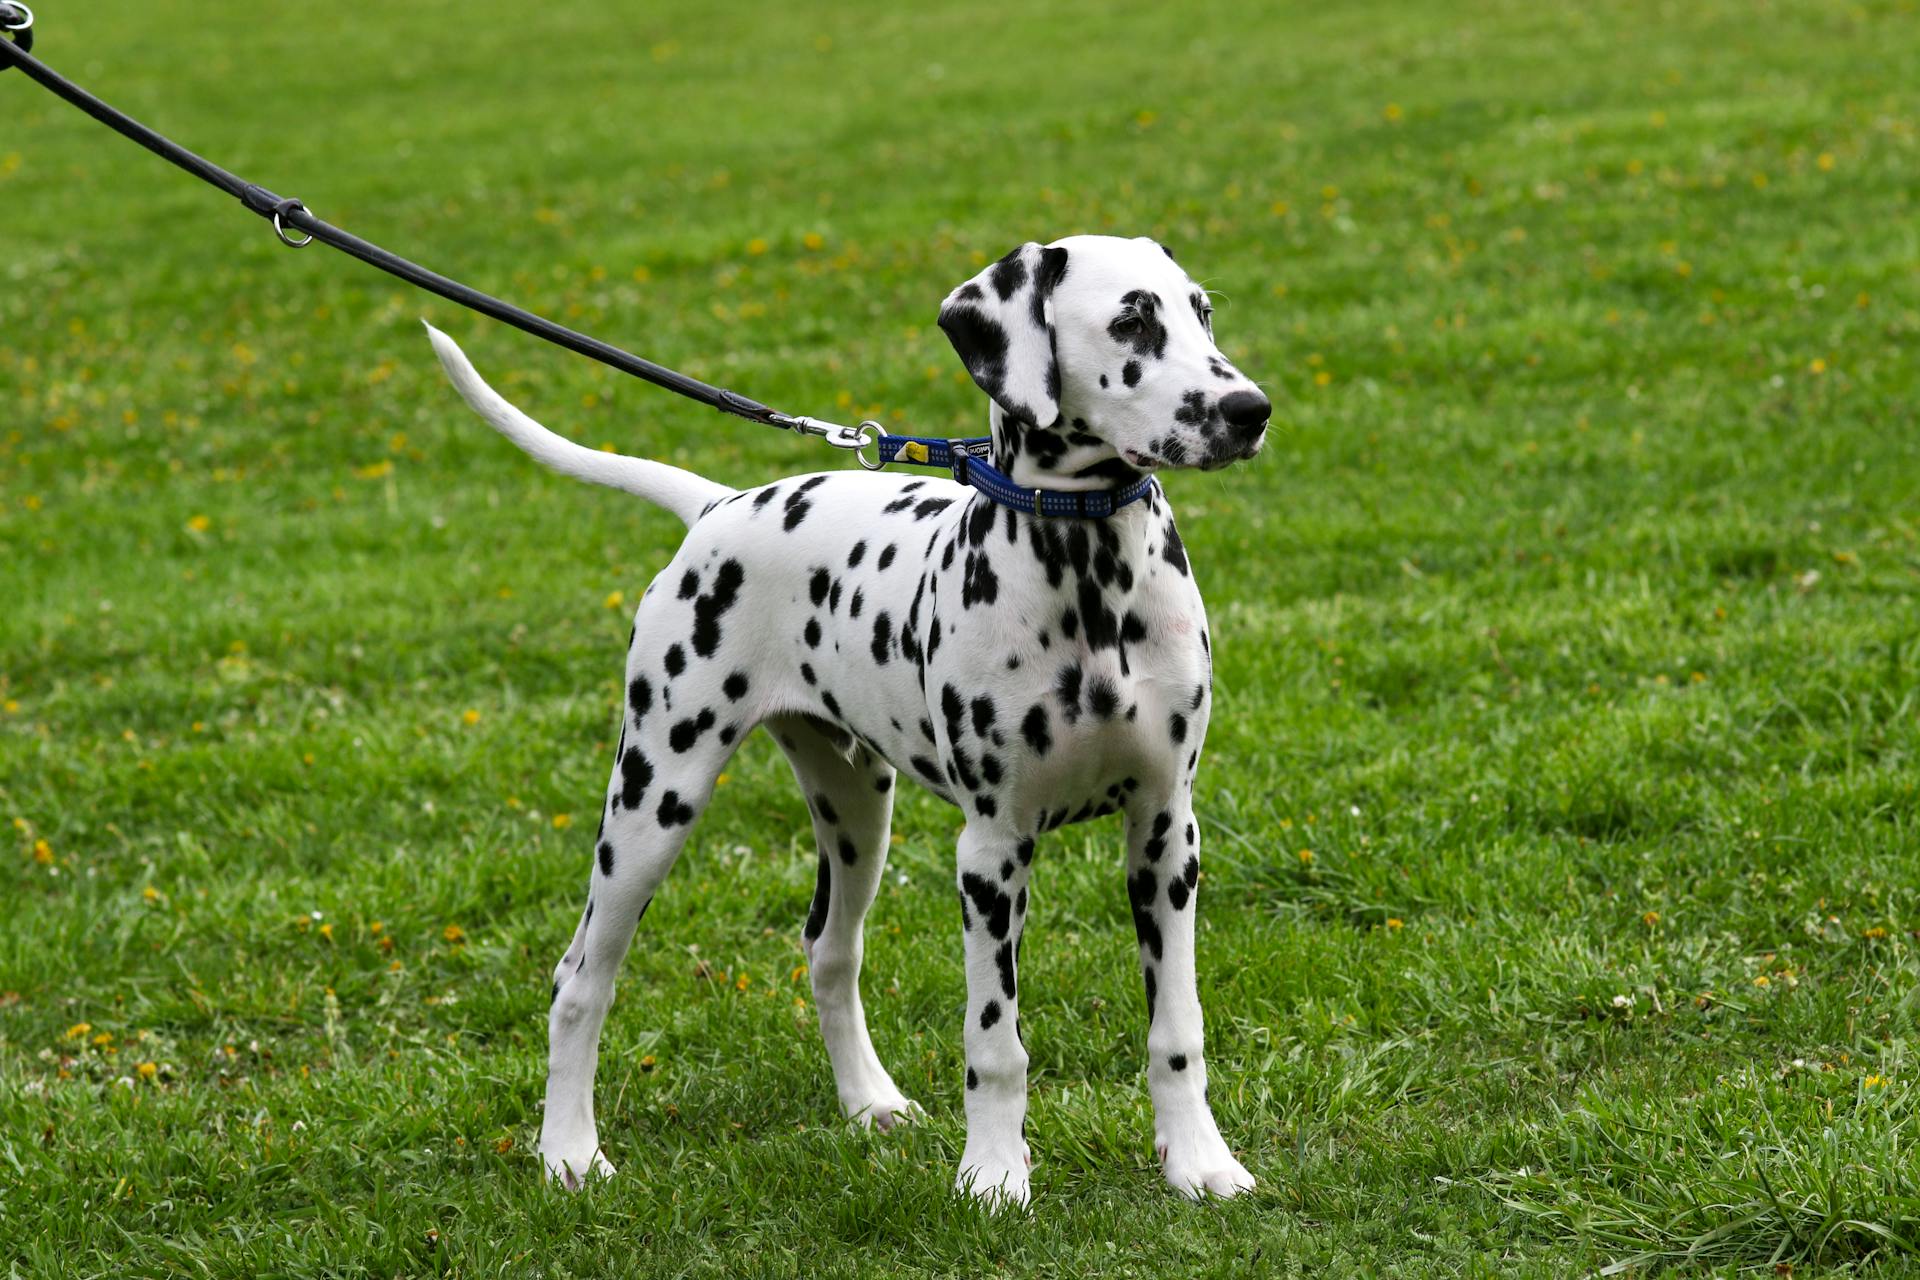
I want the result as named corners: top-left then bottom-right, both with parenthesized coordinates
top-left (1124, 434), bottom-right (1264, 473)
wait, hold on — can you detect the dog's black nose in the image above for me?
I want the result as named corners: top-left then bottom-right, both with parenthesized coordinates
top-left (1218, 389), bottom-right (1270, 438)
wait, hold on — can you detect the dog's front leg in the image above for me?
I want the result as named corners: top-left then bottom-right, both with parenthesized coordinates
top-left (1126, 796), bottom-right (1255, 1199)
top-left (953, 823), bottom-right (1034, 1208)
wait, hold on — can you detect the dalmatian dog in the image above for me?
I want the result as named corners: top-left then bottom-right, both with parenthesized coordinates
top-left (424, 233), bottom-right (1271, 1207)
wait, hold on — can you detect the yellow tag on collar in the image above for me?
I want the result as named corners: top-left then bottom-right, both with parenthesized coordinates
top-left (901, 441), bottom-right (930, 464)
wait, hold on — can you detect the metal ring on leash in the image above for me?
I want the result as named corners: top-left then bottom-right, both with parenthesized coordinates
top-left (0, 1), bottom-right (33, 64)
top-left (271, 198), bottom-right (314, 248)
top-left (854, 422), bottom-right (887, 470)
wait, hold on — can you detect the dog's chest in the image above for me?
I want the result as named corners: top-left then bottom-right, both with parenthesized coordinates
top-left (696, 472), bottom-right (1208, 823)
top-left (904, 492), bottom-right (1210, 819)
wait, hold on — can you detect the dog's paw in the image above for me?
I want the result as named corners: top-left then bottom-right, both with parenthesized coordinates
top-left (956, 1145), bottom-right (1033, 1210)
top-left (1158, 1132), bottom-right (1254, 1200)
top-left (542, 1145), bottom-right (615, 1191)
top-left (851, 1094), bottom-right (924, 1132)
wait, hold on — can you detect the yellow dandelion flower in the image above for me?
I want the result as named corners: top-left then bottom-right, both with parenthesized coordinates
top-left (318, 922), bottom-right (334, 940)
top-left (462, 709), bottom-right (481, 726)
top-left (552, 813), bottom-right (572, 830)
top-left (494, 1136), bottom-right (513, 1154)
top-left (736, 973), bottom-right (750, 991)
top-left (92, 1031), bottom-right (114, 1047)
top-left (802, 232), bottom-right (825, 251)
top-left (604, 590), bottom-right (625, 610)
top-left (746, 237), bottom-right (769, 256)
top-left (1313, 370), bottom-right (1333, 388)
top-left (791, 965), bottom-right (808, 983)
top-left (1808, 358), bottom-right (1827, 375)
top-left (67, 1023), bottom-right (91, 1040)
top-left (443, 924), bottom-right (466, 944)
top-left (641, 1054), bottom-right (657, 1070)
top-left (1865, 1073), bottom-right (1886, 1088)
top-left (1383, 103), bottom-right (1403, 122)
top-left (353, 459), bottom-right (394, 480)
top-left (33, 839), bottom-right (53, 865)
top-left (1863, 926), bottom-right (1888, 939)
top-left (1643, 911), bottom-right (1661, 927)
top-left (1817, 152), bottom-right (1835, 171)
top-left (141, 885), bottom-right (159, 903)
top-left (1385, 918), bottom-right (1404, 931)
top-left (370, 921), bottom-right (384, 935)
top-left (186, 514), bottom-right (211, 533)
top-left (715, 773), bottom-right (731, 786)
top-left (136, 1061), bottom-right (157, 1080)
top-left (1298, 849), bottom-right (1314, 865)
top-left (1753, 974), bottom-right (1771, 987)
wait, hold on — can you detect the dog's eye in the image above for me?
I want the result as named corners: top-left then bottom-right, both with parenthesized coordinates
top-left (1112, 314), bottom-right (1143, 336)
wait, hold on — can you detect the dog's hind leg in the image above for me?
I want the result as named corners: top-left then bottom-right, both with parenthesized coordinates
top-left (1125, 792), bottom-right (1254, 1199)
top-left (539, 627), bottom-right (740, 1189)
top-left (768, 714), bottom-right (919, 1130)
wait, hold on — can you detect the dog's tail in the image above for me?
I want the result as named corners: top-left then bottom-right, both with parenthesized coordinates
top-left (424, 323), bottom-right (732, 526)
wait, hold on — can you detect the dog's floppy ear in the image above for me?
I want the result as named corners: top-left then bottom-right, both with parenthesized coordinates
top-left (938, 242), bottom-right (1071, 428)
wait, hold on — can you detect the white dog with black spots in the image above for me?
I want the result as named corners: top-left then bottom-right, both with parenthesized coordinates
top-left (425, 233), bottom-right (1272, 1207)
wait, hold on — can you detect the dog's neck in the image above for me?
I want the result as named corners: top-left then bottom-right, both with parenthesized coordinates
top-left (988, 404), bottom-right (1149, 494)
top-left (968, 406), bottom-right (1166, 602)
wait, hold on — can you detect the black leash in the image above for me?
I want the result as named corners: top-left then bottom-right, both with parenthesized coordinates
top-left (2, 9), bottom-right (1162, 518)
top-left (0, 6), bottom-right (876, 456)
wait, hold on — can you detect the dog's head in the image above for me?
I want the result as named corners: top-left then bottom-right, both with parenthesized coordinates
top-left (938, 235), bottom-right (1269, 484)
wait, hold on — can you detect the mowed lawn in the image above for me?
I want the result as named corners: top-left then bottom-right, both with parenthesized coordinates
top-left (4, 0), bottom-right (1919, 1274)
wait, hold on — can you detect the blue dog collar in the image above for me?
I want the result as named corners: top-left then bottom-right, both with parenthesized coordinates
top-left (875, 433), bottom-right (1156, 519)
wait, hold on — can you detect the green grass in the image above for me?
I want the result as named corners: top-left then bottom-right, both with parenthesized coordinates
top-left (4, 0), bottom-right (1919, 1273)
